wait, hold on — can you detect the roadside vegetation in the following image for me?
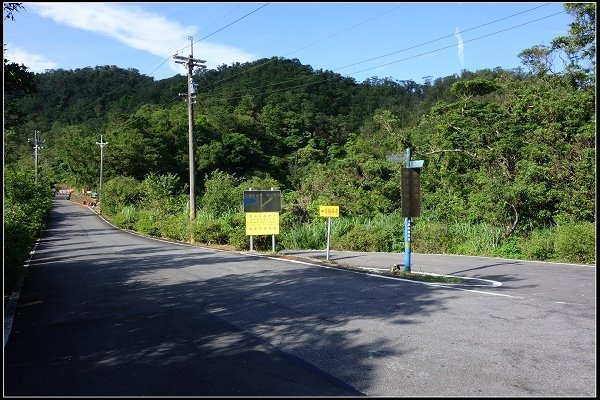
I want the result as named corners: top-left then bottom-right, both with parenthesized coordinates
top-left (3, 166), bottom-right (55, 298)
top-left (3, 4), bottom-right (595, 298)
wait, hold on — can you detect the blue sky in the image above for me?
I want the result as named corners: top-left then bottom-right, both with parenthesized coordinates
top-left (4, 2), bottom-right (573, 84)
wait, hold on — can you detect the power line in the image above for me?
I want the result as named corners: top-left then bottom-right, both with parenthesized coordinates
top-left (198, 4), bottom-right (557, 99)
top-left (197, 10), bottom-right (568, 104)
top-left (334, 3), bottom-right (553, 72)
top-left (199, 4), bottom-right (406, 91)
top-left (346, 11), bottom-right (567, 78)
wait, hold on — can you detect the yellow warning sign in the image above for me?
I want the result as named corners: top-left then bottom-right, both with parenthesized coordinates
top-left (245, 212), bottom-right (280, 235)
top-left (319, 205), bottom-right (339, 218)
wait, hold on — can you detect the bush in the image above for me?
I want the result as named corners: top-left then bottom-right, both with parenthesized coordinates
top-left (200, 170), bottom-right (242, 215)
top-left (102, 176), bottom-right (141, 215)
top-left (110, 205), bottom-right (139, 229)
top-left (447, 222), bottom-right (502, 256)
top-left (158, 213), bottom-right (190, 241)
top-left (4, 167), bottom-right (54, 295)
top-left (553, 222), bottom-right (596, 264)
top-left (523, 228), bottom-right (555, 261)
top-left (222, 211), bottom-right (247, 250)
top-left (134, 211), bottom-right (160, 236)
top-left (280, 220), bottom-right (327, 250)
top-left (493, 237), bottom-right (526, 259)
top-left (413, 221), bottom-right (451, 254)
top-left (333, 224), bottom-right (393, 252)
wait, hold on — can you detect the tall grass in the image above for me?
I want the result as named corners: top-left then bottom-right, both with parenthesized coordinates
top-left (100, 193), bottom-right (595, 264)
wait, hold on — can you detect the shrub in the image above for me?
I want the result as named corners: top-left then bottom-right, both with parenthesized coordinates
top-left (280, 220), bottom-right (327, 250)
top-left (447, 222), bottom-right (502, 256)
top-left (158, 213), bottom-right (190, 241)
top-left (134, 211), bottom-right (160, 236)
top-left (102, 176), bottom-right (141, 215)
top-left (200, 170), bottom-right (242, 215)
top-left (110, 205), bottom-right (139, 229)
top-left (553, 222), bottom-right (596, 264)
top-left (4, 167), bottom-right (54, 295)
top-left (523, 228), bottom-right (556, 261)
top-left (413, 221), bottom-right (451, 254)
top-left (493, 237), bottom-right (526, 259)
top-left (333, 225), bottom-right (393, 252)
top-left (222, 211), bottom-right (247, 250)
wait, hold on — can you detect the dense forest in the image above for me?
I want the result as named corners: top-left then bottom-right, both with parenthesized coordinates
top-left (4, 2), bottom-right (596, 288)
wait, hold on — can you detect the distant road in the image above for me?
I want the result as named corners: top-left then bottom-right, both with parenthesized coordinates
top-left (4, 198), bottom-right (596, 396)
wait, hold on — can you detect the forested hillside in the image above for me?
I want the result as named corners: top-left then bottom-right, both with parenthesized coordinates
top-left (4, 3), bottom-right (595, 267)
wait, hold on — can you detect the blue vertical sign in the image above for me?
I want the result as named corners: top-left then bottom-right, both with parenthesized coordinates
top-left (402, 147), bottom-right (424, 273)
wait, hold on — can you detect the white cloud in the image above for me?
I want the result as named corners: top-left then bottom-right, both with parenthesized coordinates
top-left (4, 45), bottom-right (58, 72)
top-left (455, 27), bottom-right (464, 68)
top-left (29, 2), bottom-right (257, 75)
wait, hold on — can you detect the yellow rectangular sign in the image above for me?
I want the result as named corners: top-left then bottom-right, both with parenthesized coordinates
top-left (245, 212), bottom-right (279, 235)
top-left (319, 205), bottom-right (339, 218)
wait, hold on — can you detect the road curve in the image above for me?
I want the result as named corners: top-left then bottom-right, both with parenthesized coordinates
top-left (4, 198), bottom-right (596, 396)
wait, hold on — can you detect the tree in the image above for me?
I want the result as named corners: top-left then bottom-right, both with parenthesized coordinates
top-left (551, 3), bottom-right (596, 74)
top-left (3, 3), bottom-right (37, 130)
top-left (4, 2), bottom-right (24, 20)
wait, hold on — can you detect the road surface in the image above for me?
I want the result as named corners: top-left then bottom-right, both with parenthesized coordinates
top-left (4, 198), bottom-right (596, 396)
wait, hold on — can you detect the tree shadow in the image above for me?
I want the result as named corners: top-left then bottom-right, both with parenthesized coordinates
top-left (5, 200), bottom-right (465, 396)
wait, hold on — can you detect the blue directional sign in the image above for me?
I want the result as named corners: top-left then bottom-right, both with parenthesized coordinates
top-left (409, 160), bottom-right (424, 169)
top-left (243, 190), bottom-right (281, 212)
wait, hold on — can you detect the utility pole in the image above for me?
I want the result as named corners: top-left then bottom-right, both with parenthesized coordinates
top-left (96, 135), bottom-right (108, 208)
top-left (28, 130), bottom-right (43, 182)
top-left (174, 36), bottom-right (206, 221)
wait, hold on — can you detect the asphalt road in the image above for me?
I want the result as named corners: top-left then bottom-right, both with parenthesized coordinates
top-left (4, 198), bottom-right (596, 397)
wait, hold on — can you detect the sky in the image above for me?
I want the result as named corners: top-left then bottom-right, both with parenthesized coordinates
top-left (4, 2), bottom-right (574, 84)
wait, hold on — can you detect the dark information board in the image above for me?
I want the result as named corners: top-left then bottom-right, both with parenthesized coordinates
top-left (243, 190), bottom-right (282, 212)
top-left (401, 168), bottom-right (421, 217)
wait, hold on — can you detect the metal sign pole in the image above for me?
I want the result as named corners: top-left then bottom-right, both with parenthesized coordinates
top-left (249, 187), bottom-right (253, 251)
top-left (404, 147), bottom-right (412, 273)
top-left (326, 216), bottom-right (332, 260)
top-left (271, 187), bottom-right (276, 253)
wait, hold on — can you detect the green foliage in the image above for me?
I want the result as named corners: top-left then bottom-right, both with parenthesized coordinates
top-left (280, 220), bottom-right (327, 250)
top-left (101, 176), bottom-right (141, 215)
top-left (333, 225), bottom-right (392, 252)
top-left (134, 210), bottom-right (160, 236)
top-left (493, 237), bottom-right (526, 260)
top-left (523, 228), bottom-right (556, 261)
top-left (192, 213), bottom-right (229, 245)
top-left (110, 205), bottom-right (139, 230)
top-left (139, 173), bottom-right (186, 215)
top-left (4, 166), bottom-right (54, 294)
top-left (412, 221), bottom-right (452, 254)
top-left (199, 170), bottom-right (242, 215)
top-left (447, 222), bottom-right (503, 256)
top-left (158, 213), bottom-right (190, 241)
top-left (330, 214), bottom-right (403, 252)
top-left (4, 8), bottom-right (595, 265)
top-left (553, 221), bottom-right (596, 264)
top-left (221, 211), bottom-right (248, 250)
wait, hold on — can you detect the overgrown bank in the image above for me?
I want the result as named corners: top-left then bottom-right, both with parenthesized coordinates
top-left (4, 167), bottom-right (55, 299)
top-left (98, 171), bottom-right (595, 265)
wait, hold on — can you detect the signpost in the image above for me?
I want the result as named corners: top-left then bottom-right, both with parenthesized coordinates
top-left (320, 205), bottom-right (339, 260)
top-left (387, 148), bottom-right (424, 273)
top-left (244, 189), bottom-right (281, 252)
top-left (245, 212), bottom-right (279, 235)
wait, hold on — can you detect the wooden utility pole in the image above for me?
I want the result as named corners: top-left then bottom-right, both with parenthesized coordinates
top-left (174, 37), bottom-right (206, 221)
